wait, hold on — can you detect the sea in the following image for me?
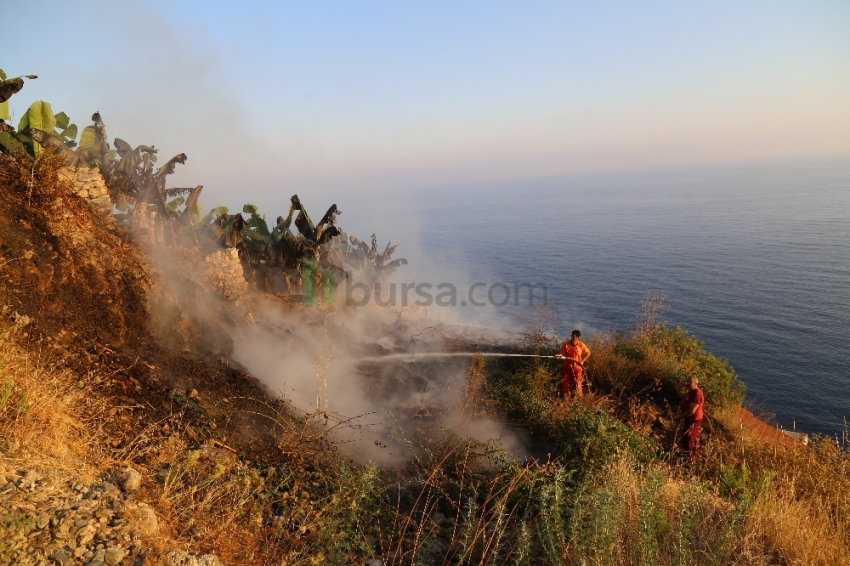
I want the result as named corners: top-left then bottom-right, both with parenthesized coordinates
top-left (336, 156), bottom-right (850, 438)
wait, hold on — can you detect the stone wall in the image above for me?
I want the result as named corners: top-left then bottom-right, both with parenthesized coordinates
top-left (58, 166), bottom-right (112, 217)
top-left (203, 248), bottom-right (248, 301)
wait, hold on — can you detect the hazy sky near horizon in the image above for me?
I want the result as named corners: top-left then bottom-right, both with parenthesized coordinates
top-left (3, 1), bottom-right (849, 207)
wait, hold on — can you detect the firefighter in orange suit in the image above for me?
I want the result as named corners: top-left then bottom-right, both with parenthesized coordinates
top-left (555, 330), bottom-right (591, 397)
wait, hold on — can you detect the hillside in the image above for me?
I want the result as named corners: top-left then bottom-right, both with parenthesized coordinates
top-left (0, 150), bottom-right (848, 565)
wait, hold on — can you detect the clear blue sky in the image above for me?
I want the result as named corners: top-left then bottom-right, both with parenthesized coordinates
top-left (3, 1), bottom-right (849, 208)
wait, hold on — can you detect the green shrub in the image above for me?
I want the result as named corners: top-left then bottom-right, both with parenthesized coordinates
top-left (554, 403), bottom-right (659, 479)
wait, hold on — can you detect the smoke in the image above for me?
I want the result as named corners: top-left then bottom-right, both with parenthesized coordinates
top-left (137, 189), bottom-right (532, 467)
top-left (230, 299), bottom-right (527, 465)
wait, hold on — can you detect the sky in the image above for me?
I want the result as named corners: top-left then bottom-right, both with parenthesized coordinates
top-left (3, 1), bottom-right (849, 210)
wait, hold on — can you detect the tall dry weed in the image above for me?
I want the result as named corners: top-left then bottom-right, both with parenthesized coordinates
top-left (0, 319), bottom-right (104, 472)
top-left (698, 425), bottom-right (850, 565)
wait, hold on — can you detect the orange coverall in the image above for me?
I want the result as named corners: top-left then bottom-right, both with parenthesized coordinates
top-left (560, 340), bottom-right (590, 396)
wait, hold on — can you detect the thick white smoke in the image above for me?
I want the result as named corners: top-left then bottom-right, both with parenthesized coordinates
top-left (230, 300), bottom-right (527, 465)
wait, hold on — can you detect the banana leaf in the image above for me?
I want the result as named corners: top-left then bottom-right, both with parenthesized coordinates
top-left (116, 144), bottom-right (157, 172)
top-left (348, 235), bottom-right (370, 254)
top-left (379, 241), bottom-right (398, 262)
top-left (0, 77), bottom-right (24, 103)
top-left (113, 138), bottom-right (133, 157)
top-left (0, 131), bottom-right (25, 154)
top-left (242, 230), bottom-right (269, 242)
top-left (294, 210), bottom-right (316, 242)
top-left (317, 225), bottom-right (341, 246)
top-left (247, 211), bottom-right (270, 237)
top-left (91, 112), bottom-right (109, 154)
top-left (165, 196), bottom-right (185, 213)
top-left (182, 186), bottom-right (203, 225)
top-left (384, 258), bottom-right (408, 270)
top-left (18, 101), bottom-right (55, 157)
top-left (290, 195), bottom-right (317, 241)
top-left (54, 111), bottom-right (70, 130)
top-left (317, 203), bottom-right (340, 228)
top-left (276, 201), bottom-right (296, 232)
top-left (163, 187), bottom-right (195, 198)
top-left (155, 153), bottom-right (187, 180)
top-left (78, 126), bottom-right (98, 151)
top-left (61, 124), bottom-right (78, 142)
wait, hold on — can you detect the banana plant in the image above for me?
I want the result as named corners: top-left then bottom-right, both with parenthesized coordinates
top-left (285, 195), bottom-right (347, 306)
top-left (345, 233), bottom-right (408, 287)
top-left (71, 111), bottom-right (188, 216)
top-left (0, 97), bottom-right (79, 162)
top-left (209, 197), bottom-right (347, 305)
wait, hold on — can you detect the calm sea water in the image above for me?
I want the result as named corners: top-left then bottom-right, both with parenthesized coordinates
top-left (338, 157), bottom-right (850, 437)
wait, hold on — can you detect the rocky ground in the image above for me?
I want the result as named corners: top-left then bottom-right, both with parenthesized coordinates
top-left (0, 463), bottom-right (221, 566)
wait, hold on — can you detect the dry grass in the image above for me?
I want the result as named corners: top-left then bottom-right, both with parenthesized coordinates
top-left (0, 312), bottom-right (381, 564)
top-left (697, 419), bottom-right (850, 566)
top-left (742, 490), bottom-right (844, 566)
top-left (0, 318), bottom-right (106, 475)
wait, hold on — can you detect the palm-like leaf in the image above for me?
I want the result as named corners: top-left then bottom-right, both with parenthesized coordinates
top-left (0, 77), bottom-right (24, 104)
top-left (343, 233), bottom-right (408, 283)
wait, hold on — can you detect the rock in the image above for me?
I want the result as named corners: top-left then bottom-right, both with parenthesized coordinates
top-left (51, 550), bottom-right (72, 565)
top-left (104, 546), bottom-right (127, 565)
top-left (85, 561), bottom-right (105, 566)
top-left (79, 529), bottom-right (95, 545)
top-left (364, 560), bottom-right (384, 566)
top-left (120, 468), bottom-right (142, 492)
top-left (204, 249), bottom-right (247, 301)
top-left (134, 504), bottom-right (158, 536)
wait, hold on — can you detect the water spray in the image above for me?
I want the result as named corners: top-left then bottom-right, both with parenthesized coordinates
top-left (357, 352), bottom-right (558, 363)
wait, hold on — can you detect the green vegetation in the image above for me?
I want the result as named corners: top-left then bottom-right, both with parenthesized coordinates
top-left (291, 319), bottom-right (844, 565)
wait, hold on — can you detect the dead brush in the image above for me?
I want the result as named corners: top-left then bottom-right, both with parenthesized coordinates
top-left (0, 151), bottom-right (86, 220)
top-left (382, 438), bottom-right (536, 566)
top-left (585, 332), bottom-right (656, 399)
top-left (0, 319), bottom-right (107, 474)
top-left (694, 424), bottom-right (850, 565)
top-left (219, 393), bottom-right (379, 461)
top-left (151, 436), bottom-right (265, 554)
top-left (462, 353), bottom-right (498, 419)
